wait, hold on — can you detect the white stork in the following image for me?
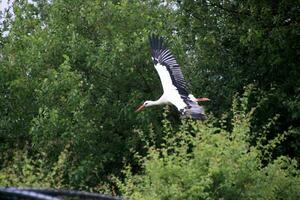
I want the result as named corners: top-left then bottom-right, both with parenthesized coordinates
top-left (136, 34), bottom-right (210, 120)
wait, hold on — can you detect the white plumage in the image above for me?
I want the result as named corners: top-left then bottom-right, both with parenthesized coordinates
top-left (136, 34), bottom-right (209, 120)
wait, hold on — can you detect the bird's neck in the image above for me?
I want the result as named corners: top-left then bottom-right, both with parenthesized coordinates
top-left (147, 100), bottom-right (161, 106)
top-left (148, 96), bottom-right (168, 106)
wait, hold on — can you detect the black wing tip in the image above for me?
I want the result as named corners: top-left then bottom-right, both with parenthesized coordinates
top-left (192, 113), bottom-right (206, 120)
top-left (181, 101), bottom-right (206, 120)
top-left (181, 113), bottom-right (206, 120)
top-left (149, 33), bottom-right (166, 51)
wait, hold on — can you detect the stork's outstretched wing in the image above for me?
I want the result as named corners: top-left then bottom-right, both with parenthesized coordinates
top-left (149, 34), bottom-right (189, 96)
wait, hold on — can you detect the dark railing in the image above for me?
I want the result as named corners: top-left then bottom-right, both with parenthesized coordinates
top-left (0, 187), bottom-right (125, 200)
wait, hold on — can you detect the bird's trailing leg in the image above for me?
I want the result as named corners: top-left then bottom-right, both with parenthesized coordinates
top-left (195, 97), bottom-right (210, 102)
top-left (188, 94), bottom-right (210, 102)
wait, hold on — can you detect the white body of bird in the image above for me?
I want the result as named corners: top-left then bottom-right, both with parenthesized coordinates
top-left (136, 34), bottom-right (209, 120)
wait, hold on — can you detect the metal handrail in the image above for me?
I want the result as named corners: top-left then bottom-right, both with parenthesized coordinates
top-left (0, 187), bottom-right (125, 200)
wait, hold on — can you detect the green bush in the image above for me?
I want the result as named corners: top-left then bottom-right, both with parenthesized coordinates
top-left (119, 109), bottom-right (300, 199)
top-left (0, 146), bottom-right (69, 189)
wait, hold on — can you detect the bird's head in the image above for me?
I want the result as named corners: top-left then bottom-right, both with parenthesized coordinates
top-left (135, 101), bottom-right (152, 112)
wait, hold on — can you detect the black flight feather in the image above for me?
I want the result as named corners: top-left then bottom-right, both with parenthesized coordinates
top-left (149, 34), bottom-right (189, 97)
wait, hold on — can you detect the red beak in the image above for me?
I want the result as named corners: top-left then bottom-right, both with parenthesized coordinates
top-left (196, 97), bottom-right (210, 102)
top-left (135, 104), bottom-right (145, 112)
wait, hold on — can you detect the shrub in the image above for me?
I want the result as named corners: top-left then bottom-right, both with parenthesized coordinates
top-left (119, 107), bottom-right (300, 199)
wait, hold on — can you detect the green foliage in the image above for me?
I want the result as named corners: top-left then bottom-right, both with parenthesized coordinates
top-left (0, 0), bottom-right (299, 197)
top-left (119, 109), bottom-right (300, 200)
top-left (0, 0), bottom-right (177, 191)
top-left (176, 0), bottom-right (300, 161)
top-left (0, 145), bottom-right (71, 189)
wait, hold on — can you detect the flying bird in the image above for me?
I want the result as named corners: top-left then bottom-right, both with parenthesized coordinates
top-left (136, 34), bottom-right (210, 120)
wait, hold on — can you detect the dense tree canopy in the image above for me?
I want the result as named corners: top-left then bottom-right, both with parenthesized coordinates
top-left (0, 0), bottom-right (299, 198)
